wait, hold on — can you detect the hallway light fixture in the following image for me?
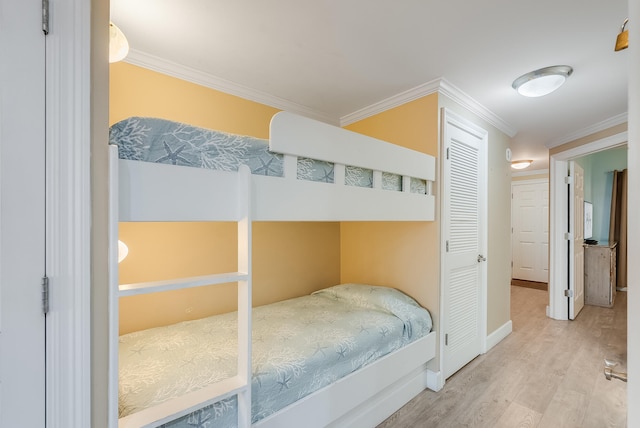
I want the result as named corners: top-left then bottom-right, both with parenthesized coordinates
top-left (511, 160), bottom-right (533, 170)
top-left (615, 18), bottom-right (629, 51)
top-left (512, 65), bottom-right (573, 97)
top-left (109, 22), bottom-right (129, 63)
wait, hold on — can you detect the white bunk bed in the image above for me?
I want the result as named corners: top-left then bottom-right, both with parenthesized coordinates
top-left (108, 111), bottom-right (437, 428)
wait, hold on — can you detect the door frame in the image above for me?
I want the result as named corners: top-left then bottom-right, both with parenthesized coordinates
top-left (43, 0), bottom-right (96, 426)
top-left (548, 132), bottom-right (627, 320)
top-left (511, 178), bottom-right (549, 283)
top-left (439, 108), bottom-right (488, 382)
top-left (568, 161), bottom-right (585, 319)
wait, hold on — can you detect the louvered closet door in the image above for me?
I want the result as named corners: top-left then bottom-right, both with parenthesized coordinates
top-left (442, 110), bottom-right (487, 380)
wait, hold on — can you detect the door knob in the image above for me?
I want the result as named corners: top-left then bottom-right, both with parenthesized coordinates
top-left (477, 255), bottom-right (487, 263)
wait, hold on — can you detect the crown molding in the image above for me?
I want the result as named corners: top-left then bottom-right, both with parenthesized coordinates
top-left (124, 50), bottom-right (517, 137)
top-left (437, 80), bottom-right (517, 137)
top-left (124, 50), bottom-right (339, 126)
top-left (340, 79), bottom-right (442, 126)
top-left (546, 112), bottom-right (628, 148)
top-left (340, 78), bottom-right (517, 138)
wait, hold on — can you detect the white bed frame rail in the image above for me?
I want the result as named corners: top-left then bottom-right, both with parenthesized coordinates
top-left (255, 111), bottom-right (436, 221)
top-left (108, 145), bottom-right (253, 428)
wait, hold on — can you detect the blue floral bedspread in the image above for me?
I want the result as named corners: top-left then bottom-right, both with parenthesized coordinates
top-left (118, 284), bottom-right (432, 427)
top-left (109, 117), bottom-right (427, 193)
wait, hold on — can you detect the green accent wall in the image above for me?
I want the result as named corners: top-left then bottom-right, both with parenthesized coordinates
top-left (576, 147), bottom-right (627, 242)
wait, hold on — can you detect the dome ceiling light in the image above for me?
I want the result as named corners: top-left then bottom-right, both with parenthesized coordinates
top-left (511, 160), bottom-right (533, 170)
top-left (512, 65), bottom-right (573, 98)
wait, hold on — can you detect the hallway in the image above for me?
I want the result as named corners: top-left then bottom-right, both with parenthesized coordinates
top-left (378, 286), bottom-right (627, 427)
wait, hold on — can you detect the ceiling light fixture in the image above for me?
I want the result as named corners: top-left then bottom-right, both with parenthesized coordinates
top-left (109, 22), bottom-right (129, 63)
top-left (615, 18), bottom-right (629, 51)
top-left (512, 65), bottom-right (573, 97)
top-left (511, 160), bottom-right (533, 170)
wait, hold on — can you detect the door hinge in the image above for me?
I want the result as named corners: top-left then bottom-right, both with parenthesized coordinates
top-left (42, 0), bottom-right (49, 35)
top-left (564, 232), bottom-right (573, 240)
top-left (42, 276), bottom-right (50, 314)
top-left (564, 176), bottom-right (573, 185)
top-left (445, 333), bottom-right (448, 346)
top-left (446, 147), bottom-right (450, 160)
top-left (446, 240), bottom-right (449, 252)
top-left (564, 289), bottom-right (574, 298)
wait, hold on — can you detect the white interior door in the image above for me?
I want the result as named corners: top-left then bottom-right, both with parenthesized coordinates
top-left (441, 110), bottom-right (487, 379)
top-left (0, 2), bottom-right (46, 425)
top-left (569, 162), bottom-right (585, 319)
top-left (511, 180), bottom-right (549, 283)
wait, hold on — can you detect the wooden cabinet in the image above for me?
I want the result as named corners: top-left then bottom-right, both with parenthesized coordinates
top-left (584, 242), bottom-right (617, 308)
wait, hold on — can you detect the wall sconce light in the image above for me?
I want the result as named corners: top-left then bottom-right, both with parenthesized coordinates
top-left (615, 18), bottom-right (629, 52)
top-left (511, 160), bottom-right (533, 170)
top-left (109, 22), bottom-right (129, 63)
top-left (512, 66), bottom-right (573, 97)
top-left (118, 240), bottom-right (129, 263)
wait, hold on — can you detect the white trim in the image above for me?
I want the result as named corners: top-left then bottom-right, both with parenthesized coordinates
top-left (511, 177), bottom-right (548, 187)
top-left (485, 320), bottom-right (512, 352)
top-left (426, 369), bottom-right (444, 392)
top-left (511, 168), bottom-right (549, 178)
top-left (340, 79), bottom-right (517, 138)
top-left (125, 51), bottom-right (520, 139)
top-left (547, 113), bottom-right (628, 148)
top-left (549, 159), bottom-right (570, 320)
top-left (552, 132), bottom-right (628, 160)
top-left (438, 80), bottom-right (517, 137)
top-left (548, 131), bottom-right (628, 320)
top-left (124, 50), bottom-right (338, 126)
top-left (340, 79), bottom-right (441, 126)
top-left (45, 0), bottom-right (92, 426)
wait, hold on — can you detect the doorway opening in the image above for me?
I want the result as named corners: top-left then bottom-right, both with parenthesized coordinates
top-left (548, 131), bottom-right (628, 320)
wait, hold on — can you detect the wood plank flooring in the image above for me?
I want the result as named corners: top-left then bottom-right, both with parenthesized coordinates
top-left (378, 286), bottom-right (627, 428)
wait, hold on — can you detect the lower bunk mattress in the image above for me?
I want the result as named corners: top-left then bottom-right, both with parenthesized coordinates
top-left (118, 284), bottom-right (433, 427)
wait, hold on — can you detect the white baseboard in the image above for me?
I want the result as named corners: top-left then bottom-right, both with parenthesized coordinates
top-left (426, 369), bottom-right (443, 392)
top-left (485, 320), bottom-right (512, 352)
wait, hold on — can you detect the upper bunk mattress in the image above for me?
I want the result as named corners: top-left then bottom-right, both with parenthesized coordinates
top-left (109, 117), bottom-right (428, 193)
top-left (118, 284), bottom-right (432, 427)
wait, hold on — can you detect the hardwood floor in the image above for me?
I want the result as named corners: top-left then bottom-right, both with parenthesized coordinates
top-left (378, 286), bottom-right (627, 428)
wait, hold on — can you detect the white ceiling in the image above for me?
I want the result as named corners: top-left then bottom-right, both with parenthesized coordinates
top-left (111, 0), bottom-right (629, 171)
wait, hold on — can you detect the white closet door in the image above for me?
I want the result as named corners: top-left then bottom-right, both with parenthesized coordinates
top-left (512, 180), bottom-right (549, 283)
top-left (441, 110), bottom-right (487, 380)
top-left (0, 2), bottom-right (46, 426)
top-left (569, 162), bottom-right (585, 319)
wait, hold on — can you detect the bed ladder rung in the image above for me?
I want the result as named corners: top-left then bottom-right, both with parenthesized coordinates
top-left (118, 272), bottom-right (249, 297)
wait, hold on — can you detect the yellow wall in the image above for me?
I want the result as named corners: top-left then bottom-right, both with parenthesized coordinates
top-left (110, 62), bottom-right (277, 138)
top-left (111, 63), bottom-right (341, 334)
top-left (341, 94), bottom-right (441, 367)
